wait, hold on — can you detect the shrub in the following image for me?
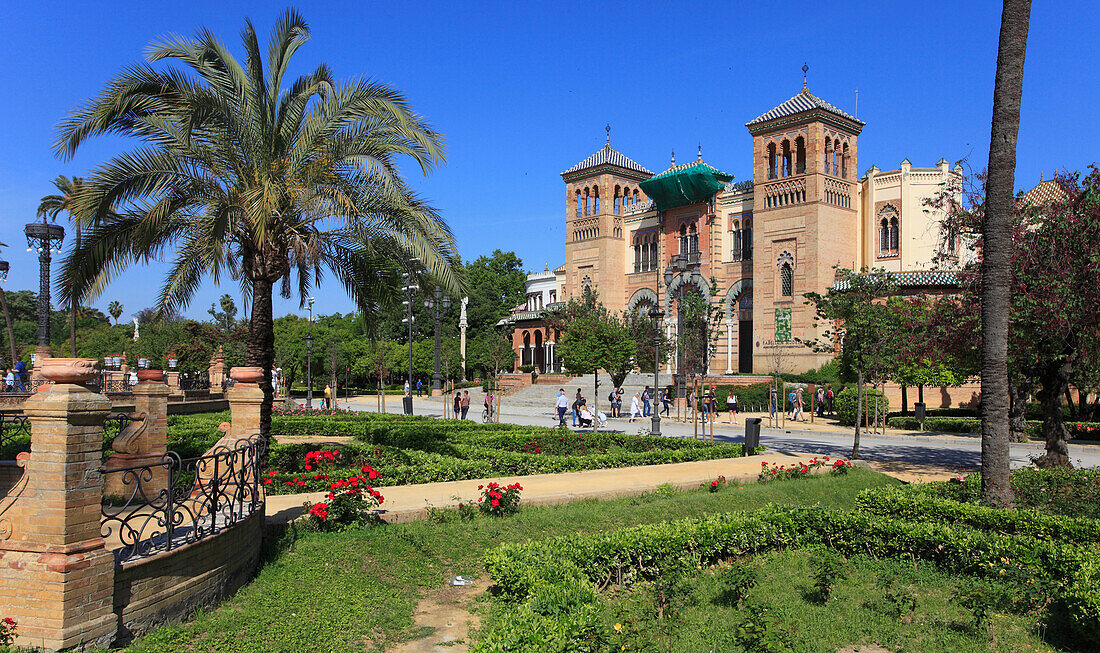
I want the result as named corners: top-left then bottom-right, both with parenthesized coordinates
top-left (810, 550), bottom-right (847, 602)
top-left (734, 602), bottom-right (798, 653)
top-left (914, 468), bottom-right (1100, 520)
top-left (478, 482), bottom-right (522, 516)
top-left (834, 387), bottom-right (889, 427)
top-left (876, 569), bottom-right (917, 619)
top-left (305, 465), bottom-right (384, 531)
top-left (716, 564), bottom-right (758, 608)
top-left (708, 475), bottom-right (727, 492)
top-left (953, 579), bottom-right (999, 638)
top-left (1, 617), bottom-right (16, 646)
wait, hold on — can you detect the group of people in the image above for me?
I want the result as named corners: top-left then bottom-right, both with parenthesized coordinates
top-left (555, 388), bottom-right (600, 427)
top-left (766, 386), bottom-right (836, 421)
top-left (690, 385), bottom-right (740, 424)
top-left (450, 390), bottom-right (472, 419)
top-left (2, 361), bottom-right (28, 393)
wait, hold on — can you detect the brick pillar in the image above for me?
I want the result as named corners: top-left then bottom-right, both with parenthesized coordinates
top-left (103, 370), bottom-right (169, 499)
top-left (226, 367), bottom-right (263, 441)
top-left (0, 358), bottom-right (116, 650)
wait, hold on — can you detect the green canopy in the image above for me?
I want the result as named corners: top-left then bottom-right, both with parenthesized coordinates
top-left (639, 162), bottom-right (734, 211)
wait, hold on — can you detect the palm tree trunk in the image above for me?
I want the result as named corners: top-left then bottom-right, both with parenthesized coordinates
top-left (981, 0), bottom-right (1032, 506)
top-left (247, 276), bottom-right (275, 444)
top-left (0, 289), bottom-right (17, 367)
top-left (69, 226), bottom-right (80, 357)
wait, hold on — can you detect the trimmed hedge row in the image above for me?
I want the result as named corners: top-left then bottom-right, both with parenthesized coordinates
top-left (835, 387), bottom-right (889, 426)
top-left (886, 415), bottom-right (1100, 440)
top-left (856, 486), bottom-right (1100, 544)
top-left (477, 505), bottom-right (1100, 652)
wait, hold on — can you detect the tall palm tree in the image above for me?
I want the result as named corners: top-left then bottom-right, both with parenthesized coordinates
top-left (54, 10), bottom-right (460, 441)
top-left (37, 175), bottom-right (85, 356)
top-left (0, 241), bottom-right (18, 368)
top-left (108, 300), bottom-right (123, 325)
top-left (981, 0), bottom-right (1032, 505)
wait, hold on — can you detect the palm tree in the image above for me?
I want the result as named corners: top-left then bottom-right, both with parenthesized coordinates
top-left (981, 0), bottom-right (1032, 504)
top-left (54, 11), bottom-right (460, 441)
top-left (0, 241), bottom-right (18, 368)
top-left (108, 301), bottom-right (123, 325)
top-left (37, 175), bottom-right (85, 356)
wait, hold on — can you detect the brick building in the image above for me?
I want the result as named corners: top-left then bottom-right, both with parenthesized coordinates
top-left (504, 79), bottom-right (963, 376)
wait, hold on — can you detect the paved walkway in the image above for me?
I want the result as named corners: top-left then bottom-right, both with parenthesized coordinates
top-left (265, 450), bottom-right (826, 525)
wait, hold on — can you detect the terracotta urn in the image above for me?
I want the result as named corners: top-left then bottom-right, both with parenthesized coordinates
top-left (137, 369), bottom-right (165, 383)
top-left (230, 366), bottom-right (264, 385)
top-left (39, 357), bottom-right (98, 384)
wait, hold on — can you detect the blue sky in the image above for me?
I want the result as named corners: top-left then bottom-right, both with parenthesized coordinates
top-left (1, 1), bottom-right (1096, 321)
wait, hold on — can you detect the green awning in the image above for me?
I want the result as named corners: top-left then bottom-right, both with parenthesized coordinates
top-left (639, 162), bottom-right (734, 211)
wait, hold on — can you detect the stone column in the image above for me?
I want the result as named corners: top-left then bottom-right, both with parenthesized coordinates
top-left (104, 370), bottom-right (169, 499)
top-left (0, 358), bottom-right (116, 650)
top-left (226, 367), bottom-right (263, 442)
top-left (724, 319), bottom-right (734, 375)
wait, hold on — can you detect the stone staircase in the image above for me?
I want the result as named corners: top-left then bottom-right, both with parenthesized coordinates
top-left (500, 372), bottom-right (662, 410)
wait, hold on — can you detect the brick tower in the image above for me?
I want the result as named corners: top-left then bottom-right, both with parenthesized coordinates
top-left (561, 128), bottom-right (653, 311)
top-left (746, 72), bottom-right (864, 372)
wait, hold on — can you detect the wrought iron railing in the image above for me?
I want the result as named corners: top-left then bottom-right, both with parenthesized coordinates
top-left (0, 413), bottom-right (30, 457)
top-left (100, 434), bottom-right (265, 563)
top-left (179, 376), bottom-right (211, 392)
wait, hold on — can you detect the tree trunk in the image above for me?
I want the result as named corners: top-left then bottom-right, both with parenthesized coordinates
top-left (1036, 360), bottom-right (1072, 467)
top-left (853, 370), bottom-right (864, 459)
top-left (918, 384), bottom-right (925, 405)
top-left (593, 371), bottom-right (599, 432)
top-left (1008, 378), bottom-right (1029, 442)
top-left (981, 0), bottom-right (1031, 507)
top-left (901, 385), bottom-right (908, 416)
top-left (246, 276), bottom-right (275, 444)
top-left (0, 289), bottom-right (17, 368)
top-left (69, 225), bottom-right (80, 357)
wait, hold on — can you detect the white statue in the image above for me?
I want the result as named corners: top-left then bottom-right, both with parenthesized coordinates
top-left (459, 296), bottom-right (469, 327)
top-left (133, 317), bottom-right (139, 341)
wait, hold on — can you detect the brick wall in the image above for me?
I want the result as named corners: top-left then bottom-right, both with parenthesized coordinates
top-left (112, 509), bottom-right (264, 644)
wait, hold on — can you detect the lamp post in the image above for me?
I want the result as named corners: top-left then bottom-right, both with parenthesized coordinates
top-left (305, 296), bottom-right (315, 409)
top-left (25, 215), bottom-right (65, 364)
top-left (0, 257), bottom-right (10, 369)
top-left (425, 286), bottom-right (451, 397)
top-left (651, 264), bottom-right (677, 437)
top-left (402, 260), bottom-right (421, 415)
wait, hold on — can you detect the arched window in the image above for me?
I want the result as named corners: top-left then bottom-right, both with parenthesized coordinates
top-left (767, 143), bottom-right (778, 179)
top-left (614, 185), bottom-right (621, 214)
top-left (575, 189), bottom-right (581, 218)
top-left (633, 236), bottom-right (641, 272)
top-left (780, 262), bottom-right (793, 297)
top-left (879, 218), bottom-right (890, 252)
top-left (731, 219), bottom-right (742, 262)
top-left (593, 186), bottom-right (600, 214)
top-left (742, 217), bottom-right (753, 261)
top-left (679, 224), bottom-right (687, 254)
top-left (623, 187), bottom-right (631, 205)
top-left (781, 140), bottom-right (792, 177)
top-left (832, 147), bottom-right (838, 177)
top-left (795, 136), bottom-right (806, 174)
top-left (688, 223), bottom-right (699, 253)
top-left (650, 238), bottom-right (658, 271)
top-left (824, 137), bottom-right (831, 175)
top-left (584, 188), bottom-right (590, 216)
top-left (633, 189), bottom-right (639, 204)
top-left (581, 275), bottom-right (592, 288)
top-left (841, 143), bottom-right (849, 178)
top-left (889, 217), bottom-right (899, 251)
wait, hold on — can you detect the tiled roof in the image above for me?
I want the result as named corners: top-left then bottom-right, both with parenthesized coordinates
top-left (1018, 179), bottom-right (1069, 208)
top-left (562, 145), bottom-right (652, 176)
top-left (647, 160), bottom-right (733, 181)
top-left (747, 88), bottom-right (864, 127)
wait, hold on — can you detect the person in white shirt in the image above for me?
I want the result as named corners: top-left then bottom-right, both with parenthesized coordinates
top-left (629, 392), bottom-right (642, 423)
top-left (4, 370), bottom-right (14, 392)
top-left (727, 393), bottom-right (738, 424)
top-left (555, 389), bottom-right (569, 426)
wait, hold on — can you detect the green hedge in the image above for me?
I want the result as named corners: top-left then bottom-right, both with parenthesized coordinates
top-left (262, 414), bottom-right (754, 493)
top-left (834, 387), bottom-right (889, 426)
top-left (913, 468), bottom-right (1100, 520)
top-left (856, 486), bottom-right (1100, 544)
top-left (478, 505), bottom-right (1100, 652)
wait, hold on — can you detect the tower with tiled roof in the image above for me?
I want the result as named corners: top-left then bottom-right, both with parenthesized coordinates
top-left (745, 67), bottom-right (865, 371)
top-left (560, 127), bottom-right (654, 309)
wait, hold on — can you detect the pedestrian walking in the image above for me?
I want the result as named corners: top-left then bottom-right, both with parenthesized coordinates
top-left (709, 386), bottom-right (719, 423)
top-left (3, 369), bottom-right (13, 393)
top-left (416, 379), bottom-right (423, 397)
top-left (826, 387), bottom-right (835, 415)
top-left (608, 388), bottom-right (618, 418)
top-left (616, 388), bottom-right (624, 417)
top-left (404, 379), bottom-right (411, 396)
top-left (14, 360), bottom-right (26, 392)
top-left (660, 387), bottom-right (671, 416)
top-left (555, 389), bottom-right (569, 426)
top-left (572, 389), bottom-right (583, 426)
top-left (324, 384), bottom-right (332, 410)
top-left (642, 386), bottom-right (651, 417)
top-left (816, 388), bottom-right (825, 416)
top-left (792, 390), bottom-right (804, 421)
top-left (484, 391), bottom-right (495, 421)
top-left (727, 391), bottom-right (738, 424)
top-left (453, 391), bottom-right (462, 418)
top-left (629, 392), bottom-right (641, 422)
top-left (460, 391), bottom-right (470, 419)
top-left (768, 386), bottom-right (777, 420)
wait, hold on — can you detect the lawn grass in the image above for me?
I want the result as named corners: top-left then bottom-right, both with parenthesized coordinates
top-left (123, 468), bottom-right (895, 652)
top-left (600, 549), bottom-right (1056, 652)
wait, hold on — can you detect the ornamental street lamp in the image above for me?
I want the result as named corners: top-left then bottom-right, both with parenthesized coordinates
top-left (305, 296), bottom-right (315, 409)
top-left (25, 215), bottom-right (65, 355)
top-left (0, 257), bottom-right (8, 369)
top-left (425, 286), bottom-right (452, 396)
top-left (402, 260), bottom-right (422, 415)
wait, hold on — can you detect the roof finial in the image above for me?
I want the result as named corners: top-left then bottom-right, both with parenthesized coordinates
top-left (1040, 171), bottom-right (1044, 182)
top-left (670, 149), bottom-right (676, 166)
top-left (605, 124), bottom-right (611, 146)
top-left (802, 63), bottom-right (809, 89)
top-left (697, 143), bottom-right (702, 162)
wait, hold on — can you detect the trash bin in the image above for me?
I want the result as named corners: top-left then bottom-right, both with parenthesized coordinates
top-left (744, 417), bottom-right (762, 454)
top-left (402, 395), bottom-right (413, 416)
top-left (914, 402), bottom-right (926, 430)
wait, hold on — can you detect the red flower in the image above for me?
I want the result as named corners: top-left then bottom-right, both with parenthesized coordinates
top-left (268, 470), bottom-right (279, 477)
top-left (491, 499), bottom-right (500, 507)
top-left (308, 502), bottom-right (328, 520)
top-left (2, 617), bottom-right (13, 625)
top-left (263, 479), bottom-right (272, 485)
top-left (305, 464), bottom-right (312, 471)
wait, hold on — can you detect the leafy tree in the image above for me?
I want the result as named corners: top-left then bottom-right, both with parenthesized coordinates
top-left (107, 300), bottom-right (123, 325)
top-left (0, 242), bottom-right (18, 367)
top-left (801, 269), bottom-right (897, 458)
top-left (208, 294), bottom-right (238, 331)
top-left (625, 306), bottom-right (671, 376)
top-left (980, 0), bottom-right (1032, 504)
top-left (55, 11), bottom-right (459, 441)
top-left (463, 250), bottom-right (527, 334)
